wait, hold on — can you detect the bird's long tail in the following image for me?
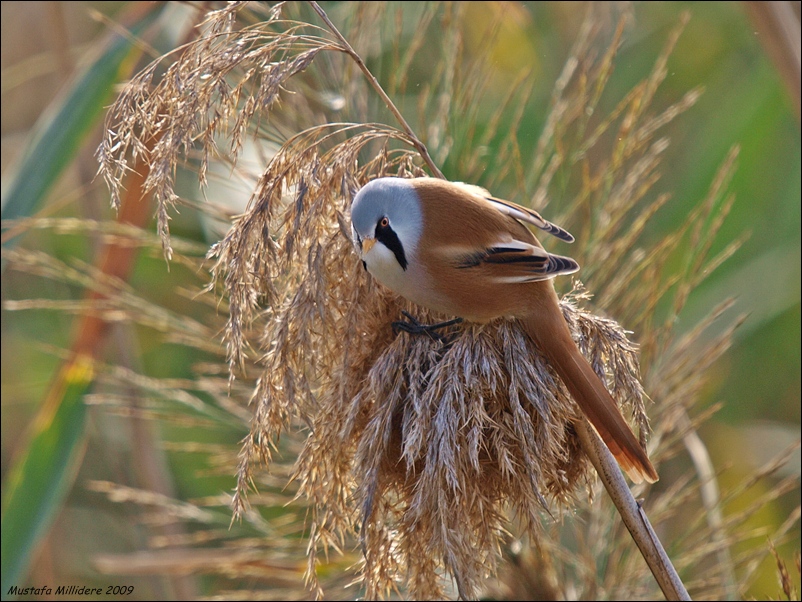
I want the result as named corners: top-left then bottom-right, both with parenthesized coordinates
top-left (522, 309), bottom-right (659, 484)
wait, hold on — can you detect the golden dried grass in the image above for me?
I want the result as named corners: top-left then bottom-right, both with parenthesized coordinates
top-left (3, 2), bottom-right (791, 600)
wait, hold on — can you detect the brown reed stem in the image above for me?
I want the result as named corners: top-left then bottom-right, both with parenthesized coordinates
top-left (576, 421), bottom-right (691, 601)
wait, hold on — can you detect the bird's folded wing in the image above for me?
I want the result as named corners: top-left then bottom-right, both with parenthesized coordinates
top-left (485, 196), bottom-right (575, 243)
top-left (448, 181), bottom-right (575, 243)
top-left (452, 239), bottom-right (579, 283)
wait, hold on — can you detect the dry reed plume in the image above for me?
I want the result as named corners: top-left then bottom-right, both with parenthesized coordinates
top-left (4, 2), bottom-right (796, 600)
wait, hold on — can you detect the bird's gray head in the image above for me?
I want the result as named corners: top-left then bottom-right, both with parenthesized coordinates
top-left (350, 177), bottom-right (424, 271)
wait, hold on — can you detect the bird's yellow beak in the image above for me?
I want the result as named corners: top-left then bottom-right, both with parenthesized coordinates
top-left (362, 238), bottom-right (376, 253)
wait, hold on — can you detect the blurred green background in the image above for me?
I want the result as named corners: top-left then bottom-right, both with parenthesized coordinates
top-left (2, 1), bottom-right (799, 599)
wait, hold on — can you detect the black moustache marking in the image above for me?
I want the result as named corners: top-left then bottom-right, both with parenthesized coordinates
top-left (375, 219), bottom-right (407, 271)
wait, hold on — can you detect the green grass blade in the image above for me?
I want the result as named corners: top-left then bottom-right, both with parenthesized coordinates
top-left (1, 357), bottom-right (93, 594)
top-left (0, 9), bottom-right (164, 593)
top-left (1, 9), bottom-right (158, 248)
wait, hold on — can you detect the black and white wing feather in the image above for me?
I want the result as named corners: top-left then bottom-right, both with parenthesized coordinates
top-left (455, 239), bottom-right (579, 283)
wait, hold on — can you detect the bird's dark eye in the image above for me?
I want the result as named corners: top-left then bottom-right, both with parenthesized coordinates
top-left (379, 216), bottom-right (390, 228)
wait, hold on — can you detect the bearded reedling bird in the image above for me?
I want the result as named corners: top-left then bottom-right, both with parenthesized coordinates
top-left (350, 177), bottom-right (658, 484)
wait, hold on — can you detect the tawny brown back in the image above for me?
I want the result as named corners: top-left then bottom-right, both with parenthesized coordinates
top-left (412, 178), bottom-right (548, 321)
top-left (408, 178), bottom-right (658, 483)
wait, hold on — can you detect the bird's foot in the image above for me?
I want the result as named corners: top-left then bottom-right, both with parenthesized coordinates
top-left (392, 311), bottom-right (463, 343)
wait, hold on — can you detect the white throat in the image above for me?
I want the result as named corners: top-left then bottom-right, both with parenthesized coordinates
top-left (363, 241), bottom-right (417, 299)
